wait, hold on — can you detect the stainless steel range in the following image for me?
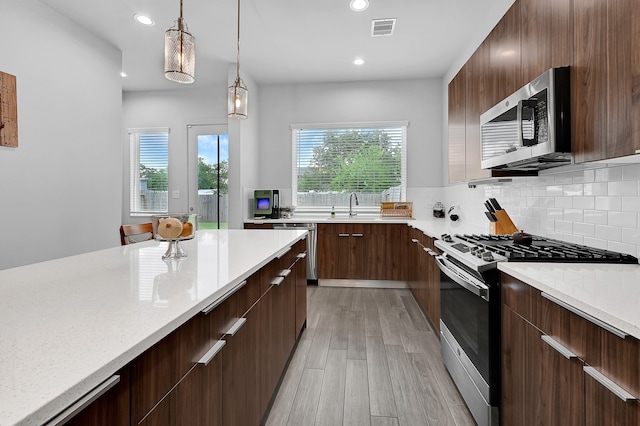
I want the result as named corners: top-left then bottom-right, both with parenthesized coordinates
top-left (434, 233), bottom-right (638, 426)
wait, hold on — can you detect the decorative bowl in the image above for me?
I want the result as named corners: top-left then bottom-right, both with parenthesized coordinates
top-left (151, 214), bottom-right (197, 259)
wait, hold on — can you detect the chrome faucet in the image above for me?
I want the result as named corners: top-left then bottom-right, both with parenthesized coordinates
top-left (349, 192), bottom-right (359, 217)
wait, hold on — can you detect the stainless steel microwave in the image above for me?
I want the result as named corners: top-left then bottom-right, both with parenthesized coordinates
top-left (480, 67), bottom-right (571, 171)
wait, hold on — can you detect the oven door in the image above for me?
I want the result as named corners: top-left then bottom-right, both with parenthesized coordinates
top-left (436, 254), bottom-right (498, 426)
top-left (437, 254), bottom-right (490, 382)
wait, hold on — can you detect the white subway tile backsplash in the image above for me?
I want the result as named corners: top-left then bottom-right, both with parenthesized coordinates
top-left (555, 220), bottom-right (573, 233)
top-left (563, 184), bottom-right (584, 196)
top-left (547, 208), bottom-right (564, 220)
top-left (622, 197), bottom-right (640, 212)
top-left (583, 182), bottom-right (608, 196)
top-left (622, 164), bottom-right (640, 181)
top-left (595, 196), bottom-right (622, 211)
top-left (622, 228), bottom-right (640, 245)
top-left (608, 180), bottom-right (638, 196)
top-left (595, 225), bottom-right (622, 242)
top-left (608, 211), bottom-right (637, 228)
top-left (583, 169), bottom-right (595, 183)
top-left (564, 209), bottom-right (584, 222)
top-left (555, 197), bottom-right (573, 208)
top-left (573, 222), bottom-right (595, 237)
top-left (583, 237), bottom-right (608, 250)
top-left (607, 241), bottom-right (637, 257)
top-left (583, 210), bottom-right (608, 225)
top-left (573, 197), bottom-right (595, 210)
top-left (450, 163), bottom-right (640, 259)
top-left (547, 185), bottom-right (563, 197)
top-left (595, 166), bottom-right (623, 182)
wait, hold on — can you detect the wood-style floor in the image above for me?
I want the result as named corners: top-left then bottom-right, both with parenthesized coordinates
top-left (265, 285), bottom-right (476, 426)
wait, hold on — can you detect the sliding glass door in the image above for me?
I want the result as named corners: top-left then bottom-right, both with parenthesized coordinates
top-left (188, 124), bottom-right (229, 229)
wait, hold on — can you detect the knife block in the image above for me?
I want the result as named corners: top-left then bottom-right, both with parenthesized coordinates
top-left (489, 210), bottom-right (518, 235)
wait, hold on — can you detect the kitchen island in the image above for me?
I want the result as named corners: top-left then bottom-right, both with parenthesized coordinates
top-left (0, 229), bottom-right (307, 426)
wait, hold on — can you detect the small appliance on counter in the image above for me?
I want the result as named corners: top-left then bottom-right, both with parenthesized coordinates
top-left (433, 202), bottom-right (445, 218)
top-left (253, 189), bottom-right (281, 219)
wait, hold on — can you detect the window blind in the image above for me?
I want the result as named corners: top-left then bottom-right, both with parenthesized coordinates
top-left (292, 123), bottom-right (407, 209)
top-left (129, 128), bottom-right (169, 214)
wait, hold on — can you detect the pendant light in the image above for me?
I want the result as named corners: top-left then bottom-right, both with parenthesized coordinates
top-left (228, 0), bottom-right (248, 119)
top-left (164, 0), bottom-right (195, 84)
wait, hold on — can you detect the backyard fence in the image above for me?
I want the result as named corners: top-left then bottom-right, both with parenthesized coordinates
top-left (139, 190), bottom-right (228, 223)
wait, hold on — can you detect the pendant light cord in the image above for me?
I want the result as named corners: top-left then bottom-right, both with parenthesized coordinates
top-left (236, 0), bottom-right (241, 79)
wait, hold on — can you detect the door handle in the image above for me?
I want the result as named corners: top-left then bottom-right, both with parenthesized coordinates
top-left (583, 366), bottom-right (637, 402)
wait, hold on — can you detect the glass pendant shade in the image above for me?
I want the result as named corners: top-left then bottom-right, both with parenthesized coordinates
top-left (164, 2), bottom-right (195, 84)
top-left (228, 77), bottom-right (248, 119)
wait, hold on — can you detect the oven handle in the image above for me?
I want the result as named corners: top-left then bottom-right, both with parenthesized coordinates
top-left (436, 255), bottom-right (489, 301)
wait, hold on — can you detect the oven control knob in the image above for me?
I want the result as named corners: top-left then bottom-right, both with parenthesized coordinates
top-left (442, 234), bottom-right (453, 243)
top-left (482, 251), bottom-right (495, 261)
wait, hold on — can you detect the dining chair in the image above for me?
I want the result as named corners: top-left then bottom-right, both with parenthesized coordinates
top-left (119, 222), bottom-right (154, 245)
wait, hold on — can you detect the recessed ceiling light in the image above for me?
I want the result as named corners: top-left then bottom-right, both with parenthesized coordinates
top-left (134, 14), bottom-right (155, 26)
top-left (121, 72), bottom-right (127, 78)
top-left (353, 58), bottom-right (365, 66)
top-left (350, 0), bottom-right (369, 12)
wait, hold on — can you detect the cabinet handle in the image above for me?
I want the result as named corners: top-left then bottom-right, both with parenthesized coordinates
top-left (202, 280), bottom-right (247, 314)
top-left (279, 269), bottom-right (292, 277)
top-left (225, 318), bottom-right (247, 336)
top-left (583, 366), bottom-right (637, 402)
top-left (271, 276), bottom-right (285, 286)
top-left (198, 340), bottom-right (226, 366)
top-left (541, 335), bottom-right (577, 360)
top-left (423, 247), bottom-right (431, 254)
top-left (339, 233), bottom-right (349, 237)
top-left (541, 292), bottom-right (628, 339)
top-left (43, 375), bottom-right (121, 425)
top-left (411, 238), bottom-right (419, 244)
top-left (276, 247), bottom-right (292, 259)
top-left (297, 252), bottom-right (307, 259)
top-left (352, 233), bottom-right (364, 237)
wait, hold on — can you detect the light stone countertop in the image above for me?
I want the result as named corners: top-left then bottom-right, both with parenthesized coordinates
top-left (0, 229), bottom-right (307, 426)
top-left (498, 262), bottom-right (640, 340)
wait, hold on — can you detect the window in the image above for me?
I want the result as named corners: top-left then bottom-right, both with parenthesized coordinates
top-left (129, 128), bottom-right (169, 214)
top-left (292, 122), bottom-right (407, 210)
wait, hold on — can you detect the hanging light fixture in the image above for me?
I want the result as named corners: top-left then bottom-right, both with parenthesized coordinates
top-left (164, 0), bottom-right (195, 84)
top-left (228, 0), bottom-right (248, 119)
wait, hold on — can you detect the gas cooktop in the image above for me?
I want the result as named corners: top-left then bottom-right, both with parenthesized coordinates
top-left (453, 234), bottom-right (639, 264)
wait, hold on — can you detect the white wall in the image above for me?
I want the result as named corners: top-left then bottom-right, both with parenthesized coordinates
top-left (227, 66), bottom-right (260, 229)
top-left (122, 87), bottom-right (228, 222)
top-left (0, 0), bottom-right (122, 270)
top-left (121, 68), bottom-right (260, 230)
top-left (257, 78), bottom-right (444, 209)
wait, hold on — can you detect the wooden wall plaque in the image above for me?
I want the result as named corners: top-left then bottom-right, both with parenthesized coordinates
top-left (0, 71), bottom-right (18, 147)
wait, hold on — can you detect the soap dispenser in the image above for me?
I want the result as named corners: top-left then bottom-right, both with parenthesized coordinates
top-left (331, 206), bottom-right (335, 218)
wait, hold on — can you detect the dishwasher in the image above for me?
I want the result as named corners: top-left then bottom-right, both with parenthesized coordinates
top-left (272, 223), bottom-right (317, 282)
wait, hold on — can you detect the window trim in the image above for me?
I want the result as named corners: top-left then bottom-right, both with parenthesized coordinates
top-left (291, 121), bottom-right (408, 213)
top-left (128, 127), bottom-right (170, 216)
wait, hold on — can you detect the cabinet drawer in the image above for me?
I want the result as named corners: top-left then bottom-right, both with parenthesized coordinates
top-left (235, 271), bottom-right (261, 317)
top-left (130, 313), bottom-right (209, 423)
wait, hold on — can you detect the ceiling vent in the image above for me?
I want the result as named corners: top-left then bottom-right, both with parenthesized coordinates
top-left (371, 18), bottom-right (396, 37)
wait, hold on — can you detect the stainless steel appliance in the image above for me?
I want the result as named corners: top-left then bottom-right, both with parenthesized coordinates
top-left (480, 67), bottom-right (571, 171)
top-left (272, 223), bottom-right (317, 282)
top-left (434, 233), bottom-right (638, 426)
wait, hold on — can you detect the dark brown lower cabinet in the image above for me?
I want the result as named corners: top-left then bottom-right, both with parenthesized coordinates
top-left (407, 228), bottom-right (439, 332)
top-left (223, 302), bottom-right (261, 426)
top-left (138, 345), bottom-right (223, 426)
top-left (502, 273), bottom-right (640, 425)
top-left (64, 368), bottom-right (130, 426)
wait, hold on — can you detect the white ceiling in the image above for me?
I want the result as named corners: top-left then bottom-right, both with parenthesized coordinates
top-left (38, 0), bottom-right (505, 92)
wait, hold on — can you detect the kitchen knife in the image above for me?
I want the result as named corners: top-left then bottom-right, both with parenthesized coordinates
top-left (484, 200), bottom-right (495, 213)
top-left (489, 198), bottom-right (502, 211)
top-left (485, 211), bottom-right (498, 222)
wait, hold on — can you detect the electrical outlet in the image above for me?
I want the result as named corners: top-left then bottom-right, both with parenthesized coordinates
top-left (171, 190), bottom-right (180, 199)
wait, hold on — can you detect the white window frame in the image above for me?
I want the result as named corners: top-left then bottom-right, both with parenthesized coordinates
top-left (291, 121), bottom-right (408, 213)
top-left (128, 127), bottom-right (170, 216)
